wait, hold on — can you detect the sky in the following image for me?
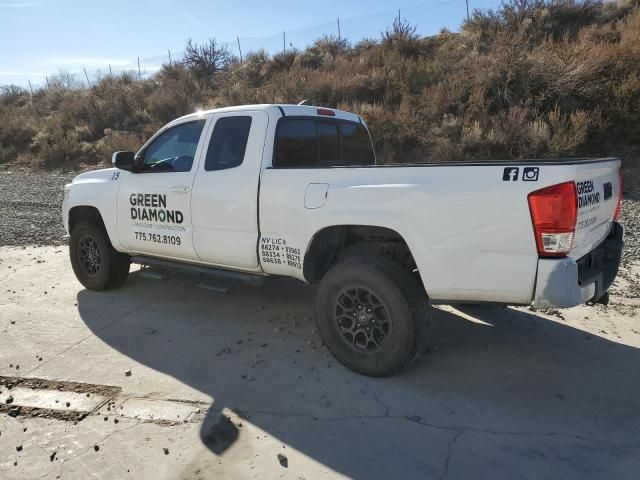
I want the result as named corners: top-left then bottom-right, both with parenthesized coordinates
top-left (0, 0), bottom-right (501, 87)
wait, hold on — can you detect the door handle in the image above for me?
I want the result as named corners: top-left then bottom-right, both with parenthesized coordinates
top-left (170, 185), bottom-right (191, 194)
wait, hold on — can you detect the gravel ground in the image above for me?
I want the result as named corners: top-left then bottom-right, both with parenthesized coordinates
top-left (0, 169), bottom-right (78, 246)
top-left (0, 168), bottom-right (637, 296)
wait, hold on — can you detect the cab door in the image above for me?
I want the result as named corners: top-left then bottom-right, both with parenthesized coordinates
top-left (116, 118), bottom-right (208, 261)
top-left (191, 111), bottom-right (269, 270)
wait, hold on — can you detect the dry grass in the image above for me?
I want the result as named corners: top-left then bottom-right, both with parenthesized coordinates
top-left (0, 0), bottom-right (639, 170)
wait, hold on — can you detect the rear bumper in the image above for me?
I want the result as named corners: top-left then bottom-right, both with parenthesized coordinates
top-left (533, 222), bottom-right (624, 309)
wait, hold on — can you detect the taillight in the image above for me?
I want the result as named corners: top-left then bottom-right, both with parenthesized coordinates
top-left (528, 181), bottom-right (578, 257)
top-left (613, 168), bottom-right (623, 222)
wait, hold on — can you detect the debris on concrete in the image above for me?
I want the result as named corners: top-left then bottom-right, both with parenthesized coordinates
top-left (277, 452), bottom-right (288, 468)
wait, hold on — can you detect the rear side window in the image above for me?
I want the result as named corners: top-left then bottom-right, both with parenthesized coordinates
top-left (204, 116), bottom-right (252, 171)
top-left (340, 122), bottom-right (375, 165)
top-left (275, 119), bottom-right (316, 167)
top-left (274, 117), bottom-right (374, 167)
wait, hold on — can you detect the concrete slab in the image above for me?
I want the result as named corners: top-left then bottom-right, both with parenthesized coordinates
top-left (102, 397), bottom-right (199, 423)
top-left (1, 246), bottom-right (640, 479)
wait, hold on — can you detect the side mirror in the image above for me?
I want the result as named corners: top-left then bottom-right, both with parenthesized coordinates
top-left (112, 151), bottom-right (135, 171)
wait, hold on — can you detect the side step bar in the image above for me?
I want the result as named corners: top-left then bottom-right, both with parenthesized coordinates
top-left (131, 255), bottom-right (265, 287)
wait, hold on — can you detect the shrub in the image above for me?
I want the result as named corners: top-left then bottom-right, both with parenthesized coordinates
top-left (0, 0), bottom-right (638, 170)
top-left (182, 38), bottom-right (236, 81)
top-left (95, 131), bottom-right (144, 165)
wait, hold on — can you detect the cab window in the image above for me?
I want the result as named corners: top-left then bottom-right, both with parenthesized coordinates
top-left (340, 122), bottom-right (376, 165)
top-left (274, 119), bottom-right (317, 167)
top-left (274, 117), bottom-right (375, 167)
top-left (141, 120), bottom-right (206, 173)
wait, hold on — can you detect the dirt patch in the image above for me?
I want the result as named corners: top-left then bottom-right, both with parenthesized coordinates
top-left (0, 376), bottom-right (120, 422)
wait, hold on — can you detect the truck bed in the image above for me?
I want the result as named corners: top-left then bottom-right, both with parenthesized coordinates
top-left (259, 157), bottom-right (621, 304)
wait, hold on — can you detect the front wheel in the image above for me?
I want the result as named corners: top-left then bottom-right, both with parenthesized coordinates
top-left (315, 255), bottom-right (431, 377)
top-left (69, 222), bottom-right (130, 291)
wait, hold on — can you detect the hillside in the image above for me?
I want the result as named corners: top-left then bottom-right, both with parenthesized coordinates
top-left (0, 0), bottom-right (639, 172)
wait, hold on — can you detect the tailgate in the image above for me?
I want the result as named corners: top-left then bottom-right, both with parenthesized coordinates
top-left (571, 159), bottom-right (621, 259)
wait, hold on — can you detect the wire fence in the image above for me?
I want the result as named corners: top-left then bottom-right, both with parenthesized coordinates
top-left (18, 0), bottom-right (472, 91)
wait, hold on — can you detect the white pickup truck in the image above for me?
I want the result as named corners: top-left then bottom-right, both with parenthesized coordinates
top-left (62, 104), bottom-right (624, 376)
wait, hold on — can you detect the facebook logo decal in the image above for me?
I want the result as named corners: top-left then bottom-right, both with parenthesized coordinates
top-left (503, 167), bottom-right (519, 181)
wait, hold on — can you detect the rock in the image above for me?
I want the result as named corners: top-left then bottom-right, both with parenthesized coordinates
top-left (408, 414), bottom-right (421, 422)
top-left (277, 452), bottom-right (288, 468)
top-left (50, 451), bottom-right (57, 462)
top-left (66, 402), bottom-right (70, 407)
top-left (124, 369), bottom-right (132, 377)
top-left (8, 408), bottom-right (19, 417)
top-left (5, 395), bottom-right (13, 404)
top-left (16, 445), bottom-right (23, 452)
top-left (94, 445), bottom-right (100, 452)
top-left (163, 447), bottom-right (170, 455)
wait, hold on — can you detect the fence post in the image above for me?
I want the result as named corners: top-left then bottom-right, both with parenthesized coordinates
top-left (83, 68), bottom-right (91, 87)
top-left (168, 49), bottom-right (172, 64)
top-left (237, 36), bottom-right (243, 62)
top-left (337, 17), bottom-right (341, 40)
top-left (27, 80), bottom-right (38, 115)
top-left (109, 64), bottom-right (112, 76)
top-left (137, 57), bottom-right (141, 79)
top-left (465, 0), bottom-right (470, 20)
top-left (283, 31), bottom-right (286, 54)
top-left (45, 76), bottom-right (50, 90)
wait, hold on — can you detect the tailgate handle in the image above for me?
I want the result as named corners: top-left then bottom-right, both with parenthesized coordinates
top-left (603, 182), bottom-right (612, 200)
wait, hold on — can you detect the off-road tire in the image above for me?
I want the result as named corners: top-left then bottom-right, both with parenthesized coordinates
top-left (315, 255), bottom-right (431, 377)
top-left (69, 222), bottom-right (130, 291)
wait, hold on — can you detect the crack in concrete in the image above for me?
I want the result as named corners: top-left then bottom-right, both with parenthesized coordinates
top-left (439, 430), bottom-right (464, 480)
top-left (24, 301), bottom-right (150, 377)
top-left (37, 422), bottom-right (143, 480)
top-left (0, 263), bottom-right (32, 283)
top-left (240, 409), bottom-right (605, 445)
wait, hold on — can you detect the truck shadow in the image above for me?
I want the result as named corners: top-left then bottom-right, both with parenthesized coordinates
top-left (76, 272), bottom-right (640, 479)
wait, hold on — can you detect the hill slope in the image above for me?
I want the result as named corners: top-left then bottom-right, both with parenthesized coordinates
top-left (0, 0), bottom-right (638, 171)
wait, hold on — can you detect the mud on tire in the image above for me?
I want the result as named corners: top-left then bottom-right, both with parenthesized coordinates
top-left (69, 222), bottom-right (130, 291)
top-left (315, 255), bottom-right (431, 377)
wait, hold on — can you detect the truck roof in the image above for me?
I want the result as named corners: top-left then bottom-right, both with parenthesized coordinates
top-left (174, 104), bottom-right (364, 125)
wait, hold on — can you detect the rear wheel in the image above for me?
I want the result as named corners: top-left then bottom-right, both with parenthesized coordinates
top-left (70, 222), bottom-right (130, 290)
top-left (315, 255), bottom-right (430, 377)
